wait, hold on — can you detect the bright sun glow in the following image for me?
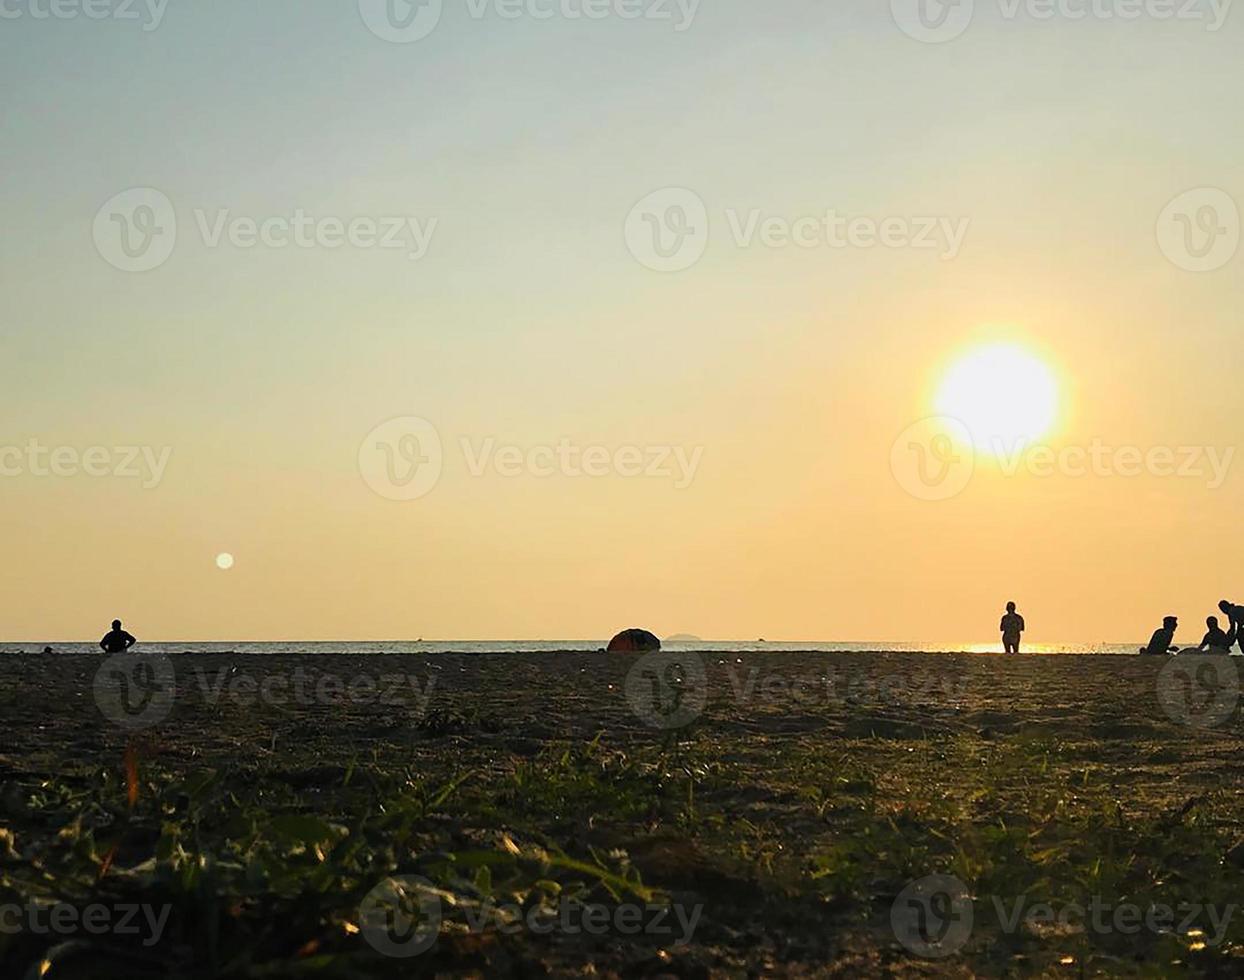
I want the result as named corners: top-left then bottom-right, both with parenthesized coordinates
top-left (935, 344), bottom-right (1059, 455)
top-left (216, 553), bottom-right (235, 570)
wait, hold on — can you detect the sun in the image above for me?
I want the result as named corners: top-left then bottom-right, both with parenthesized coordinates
top-left (934, 343), bottom-right (1059, 455)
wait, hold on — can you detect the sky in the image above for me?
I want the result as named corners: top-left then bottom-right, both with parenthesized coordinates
top-left (1, 0), bottom-right (1241, 643)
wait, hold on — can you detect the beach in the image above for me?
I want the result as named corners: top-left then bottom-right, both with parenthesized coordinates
top-left (3, 649), bottom-right (1243, 977)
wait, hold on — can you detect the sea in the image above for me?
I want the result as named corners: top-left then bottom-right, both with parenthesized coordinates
top-left (0, 640), bottom-right (1150, 655)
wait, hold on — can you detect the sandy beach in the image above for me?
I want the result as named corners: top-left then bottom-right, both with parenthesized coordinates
top-left (4, 650), bottom-right (1241, 783)
top-left (3, 649), bottom-right (1244, 977)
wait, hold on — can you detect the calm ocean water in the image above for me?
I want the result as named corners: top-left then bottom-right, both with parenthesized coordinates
top-left (0, 640), bottom-right (1146, 655)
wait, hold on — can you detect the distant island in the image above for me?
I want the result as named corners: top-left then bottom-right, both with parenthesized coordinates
top-left (664, 634), bottom-right (704, 642)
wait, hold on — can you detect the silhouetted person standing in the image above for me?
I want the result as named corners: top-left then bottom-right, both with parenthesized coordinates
top-left (100, 619), bottom-right (137, 654)
top-left (1000, 602), bottom-right (1025, 654)
top-left (1141, 616), bottom-right (1179, 655)
top-left (1198, 616), bottom-right (1236, 653)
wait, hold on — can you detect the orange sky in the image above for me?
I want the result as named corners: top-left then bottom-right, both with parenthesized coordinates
top-left (2, 3), bottom-right (1241, 643)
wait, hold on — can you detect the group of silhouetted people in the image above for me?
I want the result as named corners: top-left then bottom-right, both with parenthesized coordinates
top-left (997, 599), bottom-right (1244, 656)
top-left (1141, 600), bottom-right (1244, 655)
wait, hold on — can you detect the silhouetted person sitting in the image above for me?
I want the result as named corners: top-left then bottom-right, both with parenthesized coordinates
top-left (1198, 616), bottom-right (1237, 654)
top-left (100, 619), bottom-right (137, 654)
top-left (1219, 600), bottom-right (1244, 652)
top-left (1000, 601), bottom-right (1025, 654)
top-left (1140, 616), bottom-right (1179, 655)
